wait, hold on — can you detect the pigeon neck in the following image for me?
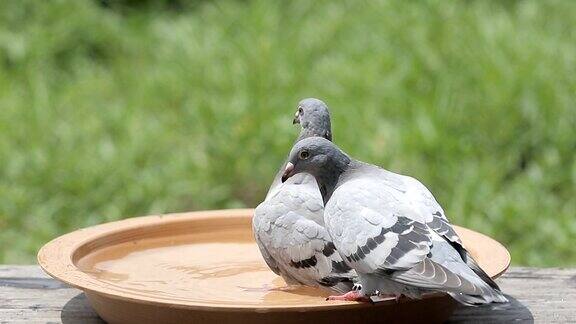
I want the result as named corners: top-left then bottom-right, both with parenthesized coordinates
top-left (296, 125), bottom-right (332, 142)
top-left (316, 155), bottom-right (351, 205)
top-left (317, 175), bottom-right (339, 205)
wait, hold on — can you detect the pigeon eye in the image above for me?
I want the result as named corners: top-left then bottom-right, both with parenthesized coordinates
top-left (299, 150), bottom-right (310, 160)
top-left (298, 107), bottom-right (303, 114)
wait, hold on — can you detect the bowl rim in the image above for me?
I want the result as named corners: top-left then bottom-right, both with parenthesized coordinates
top-left (37, 208), bottom-right (510, 312)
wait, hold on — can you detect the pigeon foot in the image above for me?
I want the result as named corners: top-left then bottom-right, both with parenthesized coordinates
top-left (326, 291), bottom-right (371, 302)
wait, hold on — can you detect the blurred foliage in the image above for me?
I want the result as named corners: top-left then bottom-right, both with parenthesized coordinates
top-left (96, 0), bottom-right (193, 12)
top-left (0, 0), bottom-right (574, 265)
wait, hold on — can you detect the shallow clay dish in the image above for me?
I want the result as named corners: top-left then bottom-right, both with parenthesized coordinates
top-left (38, 209), bottom-right (510, 324)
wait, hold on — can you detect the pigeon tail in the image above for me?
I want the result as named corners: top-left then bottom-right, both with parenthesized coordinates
top-left (445, 264), bottom-right (508, 306)
top-left (448, 287), bottom-right (508, 306)
top-left (463, 251), bottom-right (502, 291)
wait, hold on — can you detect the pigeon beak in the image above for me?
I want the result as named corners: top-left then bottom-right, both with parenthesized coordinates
top-left (281, 162), bottom-right (295, 183)
top-left (292, 112), bottom-right (300, 125)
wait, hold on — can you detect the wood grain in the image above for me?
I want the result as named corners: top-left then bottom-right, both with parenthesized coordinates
top-left (0, 266), bottom-right (574, 323)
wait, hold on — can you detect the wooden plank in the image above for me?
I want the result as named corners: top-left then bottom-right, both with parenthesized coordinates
top-left (0, 266), bottom-right (102, 324)
top-left (0, 266), bottom-right (574, 323)
top-left (450, 267), bottom-right (576, 323)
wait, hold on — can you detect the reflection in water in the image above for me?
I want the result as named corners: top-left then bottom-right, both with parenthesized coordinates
top-left (82, 268), bottom-right (129, 282)
top-left (240, 277), bottom-right (331, 299)
top-left (165, 262), bottom-right (265, 280)
top-left (262, 285), bottom-right (331, 301)
top-left (75, 231), bottom-right (331, 306)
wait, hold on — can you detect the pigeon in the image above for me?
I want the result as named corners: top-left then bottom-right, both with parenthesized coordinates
top-left (280, 137), bottom-right (508, 305)
top-left (252, 99), bottom-right (356, 294)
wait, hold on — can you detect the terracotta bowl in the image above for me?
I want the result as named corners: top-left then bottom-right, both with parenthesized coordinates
top-left (38, 209), bottom-right (510, 324)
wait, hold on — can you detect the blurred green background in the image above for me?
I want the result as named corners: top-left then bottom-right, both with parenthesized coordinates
top-left (0, 0), bottom-right (574, 266)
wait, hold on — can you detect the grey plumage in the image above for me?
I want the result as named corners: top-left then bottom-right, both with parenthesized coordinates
top-left (252, 99), bottom-right (356, 293)
top-left (281, 137), bottom-right (507, 305)
top-left (265, 98), bottom-right (332, 199)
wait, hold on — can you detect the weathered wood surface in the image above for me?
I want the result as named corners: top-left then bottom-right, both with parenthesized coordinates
top-left (0, 266), bottom-right (574, 323)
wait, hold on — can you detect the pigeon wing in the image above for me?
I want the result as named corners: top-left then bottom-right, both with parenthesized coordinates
top-left (325, 177), bottom-right (504, 302)
top-left (325, 178), bottom-right (433, 273)
top-left (400, 175), bottom-right (500, 290)
top-left (400, 175), bottom-right (461, 244)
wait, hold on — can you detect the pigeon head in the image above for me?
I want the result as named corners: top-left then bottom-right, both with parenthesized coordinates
top-left (293, 98), bottom-right (332, 141)
top-left (281, 137), bottom-right (350, 184)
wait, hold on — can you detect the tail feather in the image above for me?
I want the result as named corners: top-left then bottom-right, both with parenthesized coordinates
top-left (447, 239), bottom-right (502, 291)
top-left (406, 243), bottom-right (509, 306)
top-left (457, 248), bottom-right (508, 304)
top-left (448, 289), bottom-right (508, 306)
top-left (452, 264), bottom-right (508, 305)
top-left (464, 250), bottom-right (502, 291)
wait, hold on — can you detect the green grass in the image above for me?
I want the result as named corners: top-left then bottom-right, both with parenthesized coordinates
top-left (0, 0), bottom-right (575, 266)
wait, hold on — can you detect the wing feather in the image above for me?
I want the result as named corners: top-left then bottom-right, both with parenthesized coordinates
top-left (253, 174), bottom-right (355, 291)
top-left (325, 175), bottom-right (504, 300)
top-left (400, 175), bottom-right (501, 290)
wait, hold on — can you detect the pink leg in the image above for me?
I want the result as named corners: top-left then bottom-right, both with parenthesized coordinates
top-left (326, 290), bottom-right (371, 302)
